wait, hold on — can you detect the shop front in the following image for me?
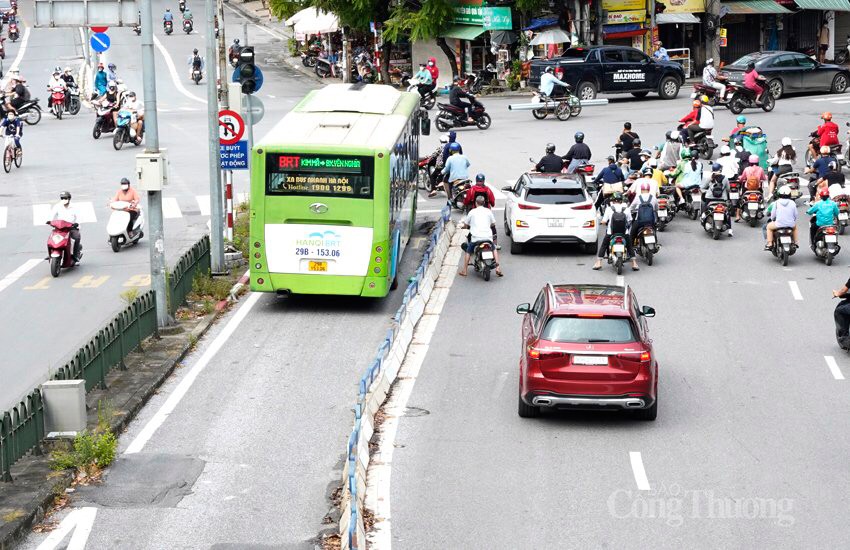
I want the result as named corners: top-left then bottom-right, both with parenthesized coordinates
top-left (602, 0), bottom-right (650, 49)
top-left (654, 0), bottom-right (705, 76)
top-left (718, 1), bottom-right (792, 64)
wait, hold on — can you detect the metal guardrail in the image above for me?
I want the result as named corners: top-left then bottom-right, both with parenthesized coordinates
top-left (340, 206), bottom-right (452, 549)
top-left (1, 235), bottom-right (211, 482)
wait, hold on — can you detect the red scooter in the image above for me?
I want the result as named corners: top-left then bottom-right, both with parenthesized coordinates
top-left (49, 85), bottom-right (65, 119)
top-left (46, 220), bottom-right (80, 277)
top-left (8, 22), bottom-right (18, 42)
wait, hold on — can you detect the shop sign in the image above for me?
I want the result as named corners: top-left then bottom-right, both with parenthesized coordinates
top-left (605, 10), bottom-right (646, 24)
top-left (482, 7), bottom-right (512, 30)
top-left (603, 0), bottom-right (646, 11)
top-left (719, 27), bottom-right (727, 38)
top-left (655, 0), bottom-right (704, 14)
top-left (451, 0), bottom-right (484, 26)
top-left (720, 37), bottom-right (728, 47)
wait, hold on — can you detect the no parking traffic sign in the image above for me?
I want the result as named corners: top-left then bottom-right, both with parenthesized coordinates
top-left (218, 110), bottom-right (245, 145)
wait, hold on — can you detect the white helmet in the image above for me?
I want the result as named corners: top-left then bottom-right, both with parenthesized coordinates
top-left (670, 130), bottom-right (680, 140)
top-left (439, 134), bottom-right (449, 144)
top-left (778, 185), bottom-right (792, 198)
top-left (781, 136), bottom-right (792, 147)
top-left (647, 158), bottom-right (658, 168)
top-left (706, 58), bottom-right (714, 65)
top-left (720, 145), bottom-right (731, 155)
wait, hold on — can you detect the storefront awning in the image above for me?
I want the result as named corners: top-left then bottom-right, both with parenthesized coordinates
top-left (524, 16), bottom-right (559, 31)
top-left (440, 24), bottom-right (487, 40)
top-left (793, 0), bottom-right (850, 10)
top-left (722, 0), bottom-right (792, 13)
top-left (656, 13), bottom-right (701, 24)
top-left (604, 28), bottom-right (649, 39)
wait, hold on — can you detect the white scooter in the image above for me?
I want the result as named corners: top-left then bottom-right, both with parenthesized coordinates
top-left (107, 200), bottom-right (144, 252)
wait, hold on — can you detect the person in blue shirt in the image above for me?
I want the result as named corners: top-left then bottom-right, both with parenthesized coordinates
top-left (807, 145), bottom-right (834, 203)
top-left (593, 156), bottom-right (625, 209)
top-left (93, 62), bottom-right (107, 97)
top-left (807, 188), bottom-right (841, 248)
top-left (1, 112), bottom-right (23, 150)
top-left (653, 40), bottom-right (669, 61)
top-left (163, 8), bottom-right (174, 28)
top-left (441, 143), bottom-right (470, 204)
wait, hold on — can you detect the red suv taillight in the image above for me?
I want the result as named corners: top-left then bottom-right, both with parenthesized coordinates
top-left (518, 203), bottom-right (541, 210)
top-left (572, 204), bottom-right (592, 210)
top-left (527, 346), bottom-right (565, 360)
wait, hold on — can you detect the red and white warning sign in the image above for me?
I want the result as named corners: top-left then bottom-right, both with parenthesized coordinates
top-left (218, 110), bottom-right (245, 145)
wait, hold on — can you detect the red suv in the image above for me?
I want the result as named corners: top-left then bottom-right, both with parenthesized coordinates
top-left (516, 283), bottom-right (658, 420)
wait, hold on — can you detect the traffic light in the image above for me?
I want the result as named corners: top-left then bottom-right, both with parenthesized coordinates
top-left (236, 46), bottom-right (257, 94)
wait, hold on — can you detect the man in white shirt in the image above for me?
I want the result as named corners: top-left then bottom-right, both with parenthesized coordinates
top-left (458, 195), bottom-right (502, 277)
top-left (49, 191), bottom-right (81, 261)
top-left (539, 66), bottom-right (569, 98)
top-left (716, 145), bottom-right (739, 180)
top-left (123, 91), bottom-right (145, 138)
top-left (686, 97), bottom-right (714, 144)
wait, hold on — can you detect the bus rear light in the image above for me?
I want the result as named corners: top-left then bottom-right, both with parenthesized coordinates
top-left (255, 263), bottom-right (262, 270)
top-left (374, 267), bottom-right (381, 274)
top-left (376, 245), bottom-right (383, 253)
top-left (254, 252), bottom-right (261, 259)
top-left (257, 278), bottom-right (264, 285)
top-left (375, 256), bottom-right (382, 263)
top-left (253, 242), bottom-right (261, 248)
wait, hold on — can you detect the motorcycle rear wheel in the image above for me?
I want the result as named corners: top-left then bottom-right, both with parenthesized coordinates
top-left (69, 98), bottom-right (81, 115)
top-left (762, 94), bottom-right (776, 112)
top-left (50, 257), bottom-right (61, 278)
top-left (113, 128), bottom-right (125, 151)
top-left (422, 95), bottom-right (435, 110)
top-left (728, 96), bottom-right (744, 115)
top-left (532, 108), bottom-right (548, 120)
top-left (780, 247), bottom-right (789, 266)
top-left (827, 250), bottom-right (834, 266)
top-left (646, 249), bottom-right (654, 266)
top-left (483, 267), bottom-right (491, 281)
top-left (615, 257), bottom-right (623, 276)
top-left (712, 227), bottom-right (720, 240)
top-left (23, 108), bottom-right (41, 126)
top-left (435, 118), bottom-right (450, 132)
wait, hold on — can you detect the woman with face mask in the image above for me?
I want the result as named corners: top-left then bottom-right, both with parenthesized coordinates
top-left (112, 178), bottom-right (141, 233)
top-left (426, 57), bottom-right (439, 87)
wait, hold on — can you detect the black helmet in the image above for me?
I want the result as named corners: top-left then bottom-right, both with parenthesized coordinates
top-left (120, 177), bottom-right (130, 185)
top-left (475, 173), bottom-right (486, 183)
top-left (60, 191), bottom-right (71, 200)
top-left (665, 130), bottom-right (672, 140)
top-left (193, 48), bottom-right (198, 54)
top-left (545, 143), bottom-right (556, 154)
top-left (574, 132), bottom-right (584, 143)
top-left (633, 138), bottom-right (641, 147)
top-left (233, 38), bottom-right (240, 44)
top-left (607, 155), bottom-right (616, 163)
top-left (624, 122), bottom-right (632, 130)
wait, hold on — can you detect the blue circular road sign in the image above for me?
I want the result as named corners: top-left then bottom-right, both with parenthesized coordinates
top-left (90, 32), bottom-right (110, 53)
top-left (231, 65), bottom-right (264, 93)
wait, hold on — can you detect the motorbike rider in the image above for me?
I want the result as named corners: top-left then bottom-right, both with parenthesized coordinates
top-left (463, 173), bottom-right (496, 210)
top-left (743, 61), bottom-right (766, 105)
top-left (107, 63), bottom-right (118, 83)
top-left (645, 159), bottom-right (667, 189)
top-left (50, 192), bottom-right (82, 262)
top-left (1, 111), bottom-right (23, 151)
top-left (617, 122), bottom-right (639, 152)
top-left (449, 76), bottom-right (475, 123)
top-left (671, 149), bottom-right (702, 206)
top-left (638, 149), bottom-right (653, 172)
top-left (4, 76), bottom-right (28, 114)
top-left (717, 145), bottom-right (739, 180)
top-left (458, 194), bottom-right (502, 277)
top-left (562, 131), bottom-right (591, 173)
top-left (441, 130), bottom-right (462, 165)
top-left (765, 185), bottom-right (798, 249)
top-left (539, 66), bottom-right (569, 98)
top-left (622, 138), bottom-right (644, 174)
top-left (628, 181), bottom-right (659, 261)
top-left (60, 67), bottom-right (76, 88)
top-left (182, 6), bottom-right (193, 24)
top-left (592, 192), bottom-right (639, 271)
top-left (832, 277), bottom-right (850, 350)
top-left (817, 160), bottom-right (846, 199)
top-left (768, 137), bottom-right (797, 197)
top-left (740, 154), bottom-right (766, 193)
top-left (807, 146), bottom-right (834, 203)
top-left (701, 163), bottom-right (733, 236)
top-left (112, 177), bottom-right (141, 233)
top-left (592, 156), bottom-right (625, 208)
top-left (123, 91), bottom-right (144, 138)
top-left (679, 99), bottom-right (702, 129)
top-left (163, 8), bottom-right (174, 28)
top-left (702, 58), bottom-right (727, 100)
top-left (634, 166), bottom-right (659, 197)
top-left (47, 68), bottom-right (67, 92)
top-left (426, 57), bottom-right (439, 87)
top-left (809, 111), bottom-right (840, 160)
top-left (535, 143), bottom-right (564, 172)
top-left (807, 188), bottom-right (840, 248)
top-left (726, 115), bottom-right (748, 143)
top-left (413, 62), bottom-right (433, 98)
top-left (659, 130), bottom-right (682, 170)
top-left (686, 96), bottom-right (714, 145)
top-left (441, 142), bottom-right (470, 203)
top-left (188, 48), bottom-right (204, 79)
top-left (103, 81), bottom-right (121, 126)
top-left (426, 134), bottom-right (449, 197)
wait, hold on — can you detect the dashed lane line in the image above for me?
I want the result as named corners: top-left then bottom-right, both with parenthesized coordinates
top-left (788, 280), bottom-right (803, 301)
top-left (825, 356), bottom-right (845, 380)
top-left (0, 259), bottom-right (42, 294)
top-left (629, 451), bottom-right (651, 491)
top-left (162, 197), bottom-right (183, 219)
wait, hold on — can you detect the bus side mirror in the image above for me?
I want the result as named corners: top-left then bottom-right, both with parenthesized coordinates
top-left (420, 112), bottom-right (431, 136)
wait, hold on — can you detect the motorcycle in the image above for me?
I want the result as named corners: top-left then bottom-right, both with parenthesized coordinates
top-left (16, 98), bottom-right (42, 126)
top-left (48, 85), bottom-right (65, 119)
top-left (769, 227), bottom-right (797, 266)
top-left (315, 56), bottom-right (341, 79)
top-left (64, 83), bottom-right (81, 115)
top-left (469, 240), bottom-right (498, 281)
top-left (739, 190), bottom-right (765, 227)
top-left (182, 19), bottom-right (193, 34)
top-left (727, 80), bottom-right (775, 114)
top-left (700, 201), bottom-right (731, 240)
top-left (574, 162), bottom-right (595, 189)
top-left (836, 34), bottom-right (850, 65)
top-left (8, 22), bottom-right (18, 42)
top-left (835, 195), bottom-right (850, 234)
top-left (812, 223), bottom-right (841, 265)
top-left (435, 98), bottom-right (491, 132)
top-left (300, 47), bottom-right (321, 68)
top-left (353, 52), bottom-right (376, 83)
top-left (179, 0), bottom-right (186, 12)
top-left (805, 135), bottom-right (845, 167)
top-left (682, 185), bottom-right (702, 220)
top-left (417, 157), bottom-right (433, 191)
top-left (92, 100), bottom-right (117, 139)
top-left (450, 179), bottom-right (471, 210)
top-left (405, 77), bottom-right (436, 110)
top-left (656, 188), bottom-right (676, 231)
top-left (107, 201), bottom-right (144, 252)
top-left (164, 20), bottom-right (173, 35)
top-left (775, 173), bottom-right (803, 202)
top-left (681, 125), bottom-right (717, 160)
top-left (633, 225), bottom-right (659, 266)
top-left (607, 233), bottom-right (628, 275)
top-left (113, 110), bottom-right (144, 150)
top-left (192, 68), bottom-right (202, 85)
top-left (46, 220), bottom-right (80, 277)
top-left (464, 63), bottom-right (498, 95)
top-left (691, 79), bottom-right (732, 107)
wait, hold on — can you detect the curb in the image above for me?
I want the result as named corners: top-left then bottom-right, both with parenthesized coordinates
top-left (0, 274), bottom-right (249, 550)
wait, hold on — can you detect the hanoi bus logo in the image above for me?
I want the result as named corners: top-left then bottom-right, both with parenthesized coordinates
top-left (298, 230), bottom-right (342, 248)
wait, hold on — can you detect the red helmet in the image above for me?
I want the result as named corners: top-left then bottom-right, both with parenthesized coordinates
top-left (820, 188), bottom-right (831, 198)
top-left (822, 111), bottom-right (833, 121)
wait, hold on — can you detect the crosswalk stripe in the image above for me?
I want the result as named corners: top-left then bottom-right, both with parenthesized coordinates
top-left (0, 206), bottom-right (6, 229)
top-left (196, 195), bottom-right (210, 216)
top-left (162, 197), bottom-right (183, 218)
top-left (32, 204), bottom-right (51, 226)
top-left (76, 202), bottom-right (97, 223)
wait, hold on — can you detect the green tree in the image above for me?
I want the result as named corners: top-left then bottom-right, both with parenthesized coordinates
top-left (268, 0), bottom-right (307, 21)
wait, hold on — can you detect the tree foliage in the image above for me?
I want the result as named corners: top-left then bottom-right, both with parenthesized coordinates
top-left (268, 0), bottom-right (307, 21)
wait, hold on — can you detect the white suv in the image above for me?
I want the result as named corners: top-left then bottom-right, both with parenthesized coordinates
top-left (502, 173), bottom-right (598, 254)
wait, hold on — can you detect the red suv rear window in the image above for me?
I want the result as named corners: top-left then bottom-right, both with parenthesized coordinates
top-left (541, 316), bottom-right (635, 343)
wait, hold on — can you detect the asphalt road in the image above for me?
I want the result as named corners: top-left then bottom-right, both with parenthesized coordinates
top-left (0, 0), bottom-right (319, 411)
top-left (17, 20), bottom-right (850, 549)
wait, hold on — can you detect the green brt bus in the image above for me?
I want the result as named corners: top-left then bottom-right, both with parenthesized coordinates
top-left (249, 83), bottom-right (425, 297)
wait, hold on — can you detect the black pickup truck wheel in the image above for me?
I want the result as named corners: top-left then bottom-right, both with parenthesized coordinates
top-left (658, 76), bottom-right (680, 99)
top-left (576, 81), bottom-right (597, 101)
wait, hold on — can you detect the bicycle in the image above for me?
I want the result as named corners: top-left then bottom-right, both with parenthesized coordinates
top-left (530, 91), bottom-right (582, 121)
top-left (3, 135), bottom-right (22, 173)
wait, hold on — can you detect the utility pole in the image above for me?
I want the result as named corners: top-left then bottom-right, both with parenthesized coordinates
top-left (243, 22), bottom-right (253, 157)
top-left (140, 0), bottom-right (170, 327)
top-left (207, 0), bottom-right (226, 273)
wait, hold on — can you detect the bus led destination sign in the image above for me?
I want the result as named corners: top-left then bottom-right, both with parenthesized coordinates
top-left (276, 154), bottom-right (362, 173)
top-left (266, 153), bottom-right (373, 198)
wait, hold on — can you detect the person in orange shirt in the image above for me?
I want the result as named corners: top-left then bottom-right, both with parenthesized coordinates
top-left (112, 177), bottom-right (141, 233)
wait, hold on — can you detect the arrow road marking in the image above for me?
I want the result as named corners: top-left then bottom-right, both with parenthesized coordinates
top-left (36, 507), bottom-right (97, 550)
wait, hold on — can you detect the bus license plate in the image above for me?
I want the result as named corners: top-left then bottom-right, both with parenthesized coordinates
top-left (573, 355), bottom-right (608, 366)
top-left (308, 261), bottom-right (328, 272)
top-left (548, 218), bottom-right (565, 228)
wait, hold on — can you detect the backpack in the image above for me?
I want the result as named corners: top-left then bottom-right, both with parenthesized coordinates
top-left (473, 187), bottom-right (489, 207)
top-left (744, 169), bottom-right (760, 191)
top-left (711, 176), bottom-right (724, 198)
top-left (610, 209), bottom-right (628, 234)
top-left (635, 196), bottom-right (655, 224)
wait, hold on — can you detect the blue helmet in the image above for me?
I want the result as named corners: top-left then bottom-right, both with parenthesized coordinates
top-left (711, 162), bottom-right (722, 171)
top-left (449, 142), bottom-right (461, 153)
top-left (736, 115), bottom-right (746, 124)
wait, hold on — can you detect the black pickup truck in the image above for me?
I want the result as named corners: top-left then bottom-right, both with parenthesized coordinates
top-left (529, 46), bottom-right (686, 101)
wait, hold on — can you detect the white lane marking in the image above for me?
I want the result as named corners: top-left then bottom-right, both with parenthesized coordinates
top-left (35, 506), bottom-right (97, 550)
top-left (788, 280), bottom-right (803, 301)
top-left (0, 259), bottom-right (42, 294)
top-left (486, 182), bottom-right (506, 199)
top-left (629, 451), bottom-right (651, 491)
top-left (222, 3), bottom-right (287, 40)
top-left (125, 292), bottom-right (261, 454)
top-left (76, 202), bottom-right (97, 223)
top-left (832, 100), bottom-right (850, 104)
top-left (162, 197), bottom-right (182, 219)
top-left (196, 195), bottom-right (211, 216)
top-left (267, 94), bottom-right (276, 99)
top-left (33, 203), bottom-right (96, 225)
top-left (616, 275), bottom-right (625, 287)
top-left (152, 35), bottom-right (206, 104)
top-left (1, 26), bottom-right (31, 87)
top-left (810, 97), bottom-right (841, 102)
top-left (825, 356), bottom-right (845, 380)
top-left (0, 206), bottom-right (6, 229)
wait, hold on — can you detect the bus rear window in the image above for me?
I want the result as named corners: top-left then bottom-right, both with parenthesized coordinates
top-left (265, 153), bottom-right (374, 198)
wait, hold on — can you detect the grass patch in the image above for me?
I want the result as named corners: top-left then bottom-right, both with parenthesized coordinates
top-left (120, 287), bottom-right (140, 306)
top-left (191, 270), bottom-right (232, 302)
top-left (231, 202), bottom-right (250, 259)
top-left (50, 401), bottom-right (117, 477)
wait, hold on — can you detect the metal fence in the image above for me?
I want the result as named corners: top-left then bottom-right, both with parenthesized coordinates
top-left (1, 235), bottom-right (211, 482)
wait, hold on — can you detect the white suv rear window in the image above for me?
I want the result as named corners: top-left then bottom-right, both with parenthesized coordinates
top-left (525, 187), bottom-right (585, 205)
